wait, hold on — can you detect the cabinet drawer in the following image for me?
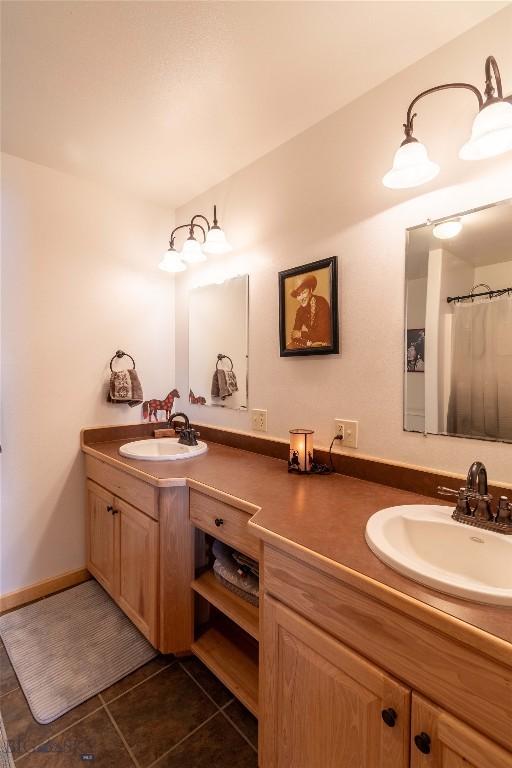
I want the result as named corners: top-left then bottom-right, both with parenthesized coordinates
top-left (189, 490), bottom-right (259, 560)
top-left (85, 455), bottom-right (159, 520)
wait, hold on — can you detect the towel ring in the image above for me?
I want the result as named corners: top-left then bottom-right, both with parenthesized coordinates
top-left (216, 353), bottom-right (233, 371)
top-left (110, 350), bottom-right (136, 372)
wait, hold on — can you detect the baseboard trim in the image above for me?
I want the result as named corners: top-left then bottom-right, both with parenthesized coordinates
top-left (0, 568), bottom-right (91, 613)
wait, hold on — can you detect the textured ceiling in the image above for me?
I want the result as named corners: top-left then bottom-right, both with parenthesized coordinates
top-left (1, 1), bottom-right (507, 208)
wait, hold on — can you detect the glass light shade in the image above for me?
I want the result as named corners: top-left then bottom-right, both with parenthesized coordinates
top-left (459, 100), bottom-right (512, 160)
top-left (433, 219), bottom-right (463, 240)
top-left (382, 140), bottom-right (440, 189)
top-left (288, 429), bottom-right (314, 474)
top-left (202, 226), bottom-right (233, 255)
top-left (159, 248), bottom-right (186, 273)
top-left (180, 236), bottom-right (207, 263)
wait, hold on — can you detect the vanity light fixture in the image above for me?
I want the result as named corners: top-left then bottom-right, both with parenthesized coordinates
top-left (159, 246), bottom-right (187, 273)
top-left (159, 205), bottom-right (232, 272)
top-left (433, 219), bottom-right (463, 240)
top-left (383, 55), bottom-right (512, 189)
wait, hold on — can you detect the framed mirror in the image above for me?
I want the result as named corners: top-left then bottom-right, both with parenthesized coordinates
top-left (404, 198), bottom-right (512, 443)
top-left (188, 275), bottom-right (249, 410)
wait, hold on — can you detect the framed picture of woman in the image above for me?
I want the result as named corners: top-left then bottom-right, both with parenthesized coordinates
top-left (278, 256), bottom-right (339, 356)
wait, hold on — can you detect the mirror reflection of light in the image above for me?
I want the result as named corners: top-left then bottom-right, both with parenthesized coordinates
top-left (433, 219), bottom-right (463, 240)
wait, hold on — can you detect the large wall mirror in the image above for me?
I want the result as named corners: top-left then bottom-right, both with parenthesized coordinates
top-left (189, 275), bottom-right (249, 410)
top-left (404, 198), bottom-right (512, 443)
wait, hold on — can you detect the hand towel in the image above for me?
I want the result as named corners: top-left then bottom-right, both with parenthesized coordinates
top-left (108, 368), bottom-right (143, 407)
top-left (211, 368), bottom-right (239, 400)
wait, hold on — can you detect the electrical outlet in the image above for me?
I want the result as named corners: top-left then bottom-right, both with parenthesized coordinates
top-left (251, 409), bottom-right (267, 432)
top-left (334, 419), bottom-right (358, 448)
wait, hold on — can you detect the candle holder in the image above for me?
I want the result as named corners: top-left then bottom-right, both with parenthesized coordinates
top-left (288, 429), bottom-right (314, 474)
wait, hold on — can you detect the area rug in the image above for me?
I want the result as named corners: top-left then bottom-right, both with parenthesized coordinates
top-left (0, 712), bottom-right (15, 768)
top-left (0, 580), bottom-right (157, 724)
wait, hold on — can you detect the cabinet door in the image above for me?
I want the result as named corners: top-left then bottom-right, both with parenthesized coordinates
top-left (116, 497), bottom-right (158, 645)
top-left (86, 480), bottom-right (116, 596)
top-left (261, 595), bottom-right (410, 768)
top-left (411, 694), bottom-right (512, 768)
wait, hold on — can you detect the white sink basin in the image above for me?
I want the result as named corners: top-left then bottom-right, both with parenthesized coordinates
top-left (119, 438), bottom-right (208, 461)
top-left (365, 505), bottom-right (512, 606)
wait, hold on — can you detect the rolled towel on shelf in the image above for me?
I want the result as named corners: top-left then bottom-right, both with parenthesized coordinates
top-left (232, 551), bottom-right (259, 579)
top-left (212, 539), bottom-right (233, 565)
top-left (213, 559), bottom-right (259, 607)
top-left (211, 538), bottom-right (259, 606)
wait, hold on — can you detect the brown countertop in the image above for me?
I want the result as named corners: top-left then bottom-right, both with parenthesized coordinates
top-left (83, 435), bottom-right (512, 649)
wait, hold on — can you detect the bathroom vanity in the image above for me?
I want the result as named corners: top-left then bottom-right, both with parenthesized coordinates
top-left (81, 424), bottom-right (512, 767)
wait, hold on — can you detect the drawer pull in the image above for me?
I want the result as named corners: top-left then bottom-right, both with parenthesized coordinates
top-left (381, 708), bottom-right (397, 727)
top-left (107, 505), bottom-right (119, 516)
top-left (414, 732), bottom-right (431, 755)
top-left (214, 518), bottom-right (224, 527)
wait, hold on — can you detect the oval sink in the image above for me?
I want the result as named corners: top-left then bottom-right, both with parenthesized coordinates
top-left (365, 505), bottom-right (512, 606)
top-left (119, 438), bottom-right (208, 461)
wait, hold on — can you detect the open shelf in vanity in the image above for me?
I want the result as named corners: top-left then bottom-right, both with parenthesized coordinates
top-left (189, 489), bottom-right (260, 718)
top-left (192, 613), bottom-right (259, 716)
top-left (192, 569), bottom-right (259, 640)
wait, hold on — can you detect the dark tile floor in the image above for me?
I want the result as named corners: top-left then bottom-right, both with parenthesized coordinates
top-left (0, 641), bottom-right (258, 767)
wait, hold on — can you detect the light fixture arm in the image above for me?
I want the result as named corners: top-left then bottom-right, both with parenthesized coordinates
top-left (189, 222), bottom-right (206, 242)
top-left (403, 82), bottom-right (483, 143)
top-left (402, 56), bottom-right (510, 143)
top-left (190, 213), bottom-right (211, 232)
top-left (484, 55), bottom-right (503, 102)
top-left (169, 223), bottom-right (190, 248)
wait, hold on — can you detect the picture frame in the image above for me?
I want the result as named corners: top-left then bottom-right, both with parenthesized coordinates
top-left (406, 328), bottom-right (425, 372)
top-left (279, 256), bottom-right (339, 357)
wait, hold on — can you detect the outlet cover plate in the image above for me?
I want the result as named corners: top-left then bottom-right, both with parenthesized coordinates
top-left (335, 419), bottom-right (358, 448)
top-left (251, 409), bottom-right (268, 432)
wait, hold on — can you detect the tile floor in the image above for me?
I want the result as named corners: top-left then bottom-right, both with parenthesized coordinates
top-left (0, 641), bottom-right (258, 767)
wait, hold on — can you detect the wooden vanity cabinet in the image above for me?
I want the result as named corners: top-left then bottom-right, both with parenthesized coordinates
top-left (86, 479), bottom-right (158, 645)
top-left (260, 544), bottom-right (512, 767)
top-left (115, 496), bottom-right (158, 643)
top-left (411, 695), bottom-right (512, 768)
top-left (86, 481), bottom-right (117, 596)
top-left (261, 595), bottom-right (410, 768)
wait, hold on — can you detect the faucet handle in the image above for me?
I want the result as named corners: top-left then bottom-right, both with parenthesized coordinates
top-left (437, 486), bottom-right (470, 516)
top-left (497, 496), bottom-right (512, 522)
top-left (437, 486), bottom-right (463, 498)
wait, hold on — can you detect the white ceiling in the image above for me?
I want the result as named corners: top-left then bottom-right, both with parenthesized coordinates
top-left (1, 1), bottom-right (507, 209)
top-left (406, 199), bottom-right (512, 278)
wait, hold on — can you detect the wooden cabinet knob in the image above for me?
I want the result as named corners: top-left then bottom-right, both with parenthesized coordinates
top-left (414, 732), bottom-right (431, 754)
top-left (381, 708), bottom-right (397, 727)
top-left (214, 518), bottom-right (224, 527)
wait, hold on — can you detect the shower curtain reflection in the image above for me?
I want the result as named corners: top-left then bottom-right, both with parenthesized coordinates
top-left (447, 295), bottom-right (512, 440)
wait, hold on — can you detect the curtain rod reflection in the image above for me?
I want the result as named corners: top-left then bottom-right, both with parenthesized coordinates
top-left (447, 285), bottom-right (512, 304)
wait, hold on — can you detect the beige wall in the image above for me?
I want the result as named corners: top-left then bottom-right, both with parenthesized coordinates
top-left (175, 8), bottom-right (512, 484)
top-left (1, 154), bottom-right (175, 594)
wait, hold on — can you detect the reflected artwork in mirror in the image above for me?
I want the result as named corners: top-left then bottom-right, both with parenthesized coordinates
top-left (188, 275), bottom-right (249, 410)
top-left (404, 198), bottom-right (512, 443)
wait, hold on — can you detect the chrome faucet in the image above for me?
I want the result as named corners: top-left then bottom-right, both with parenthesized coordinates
top-left (438, 461), bottom-right (512, 534)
